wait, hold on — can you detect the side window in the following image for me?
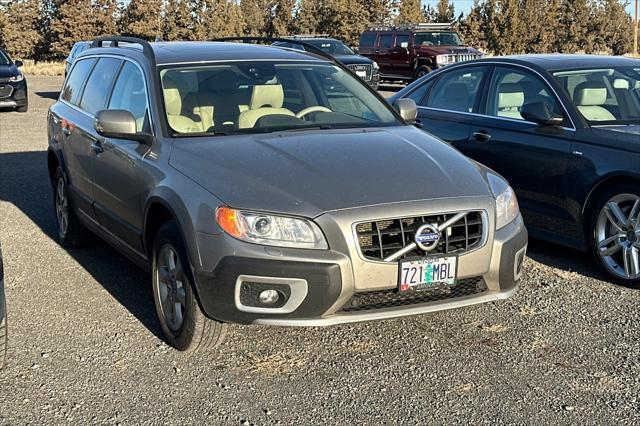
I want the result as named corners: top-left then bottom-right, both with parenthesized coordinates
top-left (108, 62), bottom-right (149, 132)
top-left (487, 67), bottom-right (564, 122)
top-left (405, 79), bottom-right (434, 106)
top-left (427, 66), bottom-right (488, 113)
top-left (359, 33), bottom-right (376, 48)
top-left (79, 58), bottom-right (122, 116)
top-left (61, 58), bottom-right (96, 104)
top-left (395, 34), bottom-right (410, 48)
top-left (378, 34), bottom-right (393, 48)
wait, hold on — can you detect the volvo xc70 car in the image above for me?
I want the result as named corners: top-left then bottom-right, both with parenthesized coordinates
top-left (47, 37), bottom-right (527, 351)
top-left (389, 54), bottom-right (640, 286)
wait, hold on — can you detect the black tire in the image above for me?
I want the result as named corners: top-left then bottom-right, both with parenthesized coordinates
top-left (16, 104), bottom-right (28, 113)
top-left (0, 296), bottom-right (6, 370)
top-left (588, 183), bottom-right (640, 288)
top-left (414, 65), bottom-right (432, 81)
top-left (52, 167), bottom-right (90, 248)
top-left (152, 221), bottom-right (227, 351)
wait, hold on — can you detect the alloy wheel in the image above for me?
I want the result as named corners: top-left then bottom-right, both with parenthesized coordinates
top-left (595, 193), bottom-right (640, 280)
top-left (156, 244), bottom-right (187, 332)
top-left (55, 177), bottom-right (69, 238)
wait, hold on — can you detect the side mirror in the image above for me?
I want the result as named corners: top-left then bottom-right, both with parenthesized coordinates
top-left (14, 60), bottom-right (23, 68)
top-left (94, 110), bottom-right (152, 144)
top-left (394, 98), bottom-right (418, 123)
top-left (521, 102), bottom-right (564, 127)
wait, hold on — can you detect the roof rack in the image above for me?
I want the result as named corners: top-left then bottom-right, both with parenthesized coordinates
top-left (367, 22), bottom-right (455, 32)
top-left (210, 37), bottom-right (339, 65)
top-left (90, 36), bottom-right (157, 66)
top-left (285, 34), bottom-right (331, 39)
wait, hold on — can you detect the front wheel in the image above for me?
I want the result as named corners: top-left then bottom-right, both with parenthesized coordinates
top-left (414, 65), bottom-right (432, 80)
top-left (53, 167), bottom-right (90, 248)
top-left (589, 185), bottom-right (640, 287)
top-left (152, 221), bottom-right (227, 351)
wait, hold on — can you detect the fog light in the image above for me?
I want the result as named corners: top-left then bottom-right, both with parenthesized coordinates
top-left (258, 289), bottom-right (280, 305)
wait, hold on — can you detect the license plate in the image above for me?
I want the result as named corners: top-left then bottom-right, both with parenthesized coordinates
top-left (356, 70), bottom-right (367, 78)
top-left (398, 256), bottom-right (458, 292)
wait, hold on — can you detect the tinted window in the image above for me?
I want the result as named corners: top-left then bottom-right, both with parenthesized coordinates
top-left (0, 49), bottom-right (10, 65)
top-left (378, 34), bottom-right (393, 48)
top-left (108, 62), bottom-right (149, 132)
top-left (405, 79), bottom-right (435, 106)
top-left (61, 58), bottom-right (97, 104)
top-left (79, 58), bottom-right (122, 115)
top-left (487, 67), bottom-right (564, 122)
top-left (395, 34), bottom-right (410, 48)
top-left (359, 33), bottom-right (376, 48)
top-left (427, 66), bottom-right (488, 113)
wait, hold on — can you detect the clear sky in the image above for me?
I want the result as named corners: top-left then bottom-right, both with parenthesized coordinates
top-left (421, 0), bottom-right (637, 18)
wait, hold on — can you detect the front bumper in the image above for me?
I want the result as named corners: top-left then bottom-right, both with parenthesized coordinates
top-left (193, 208), bottom-right (527, 326)
top-left (0, 79), bottom-right (27, 109)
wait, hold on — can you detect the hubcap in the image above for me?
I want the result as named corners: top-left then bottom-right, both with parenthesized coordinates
top-left (595, 194), bottom-right (640, 280)
top-left (156, 244), bottom-right (187, 332)
top-left (55, 177), bottom-right (68, 238)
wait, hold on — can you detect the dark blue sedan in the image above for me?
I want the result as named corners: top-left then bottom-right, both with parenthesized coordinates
top-left (389, 55), bottom-right (640, 286)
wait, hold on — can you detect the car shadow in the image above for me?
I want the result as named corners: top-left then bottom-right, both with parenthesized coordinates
top-left (35, 91), bottom-right (60, 100)
top-left (0, 150), bottom-right (164, 340)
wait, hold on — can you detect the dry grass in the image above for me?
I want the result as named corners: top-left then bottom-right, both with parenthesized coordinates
top-left (20, 59), bottom-right (65, 76)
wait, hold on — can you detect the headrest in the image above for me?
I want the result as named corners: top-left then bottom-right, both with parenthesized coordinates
top-left (162, 76), bottom-right (182, 116)
top-left (498, 83), bottom-right (525, 108)
top-left (201, 69), bottom-right (238, 92)
top-left (250, 84), bottom-right (284, 109)
top-left (443, 83), bottom-right (469, 101)
top-left (574, 81), bottom-right (608, 106)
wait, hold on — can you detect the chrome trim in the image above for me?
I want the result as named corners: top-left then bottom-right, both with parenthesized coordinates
top-left (0, 85), bottom-right (14, 99)
top-left (514, 245), bottom-right (527, 281)
top-left (252, 285), bottom-right (518, 326)
top-left (353, 210), bottom-right (489, 264)
top-left (234, 275), bottom-right (308, 314)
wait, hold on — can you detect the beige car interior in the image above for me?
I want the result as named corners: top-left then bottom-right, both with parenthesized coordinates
top-left (573, 81), bottom-right (616, 122)
top-left (237, 84), bottom-right (295, 129)
top-left (162, 76), bottom-right (207, 133)
top-left (496, 83), bottom-right (524, 120)
top-left (437, 82), bottom-right (473, 112)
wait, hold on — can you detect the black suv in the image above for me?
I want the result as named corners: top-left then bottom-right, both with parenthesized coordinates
top-left (359, 23), bottom-right (484, 81)
top-left (0, 47), bottom-right (28, 112)
top-left (273, 36), bottom-right (380, 89)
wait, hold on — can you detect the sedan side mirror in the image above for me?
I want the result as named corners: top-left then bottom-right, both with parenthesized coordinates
top-left (14, 60), bottom-right (23, 68)
top-left (94, 110), bottom-right (152, 144)
top-left (394, 98), bottom-right (418, 123)
top-left (521, 102), bottom-right (564, 127)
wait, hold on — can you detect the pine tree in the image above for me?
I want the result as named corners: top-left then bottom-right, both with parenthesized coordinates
top-left (164, 0), bottom-right (194, 41)
top-left (318, 0), bottom-right (369, 45)
top-left (360, 0), bottom-right (392, 25)
top-left (240, 0), bottom-right (268, 36)
top-left (296, 0), bottom-right (322, 34)
top-left (522, 0), bottom-right (560, 53)
top-left (591, 0), bottom-right (633, 55)
top-left (396, 0), bottom-right (424, 24)
top-left (2, 0), bottom-right (42, 59)
top-left (49, 0), bottom-right (98, 57)
top-left (554, 0), bottom-right (592, 53)
top-left (458, 0), bottom-right (487, 51)
top-left (118, 0), bottom-right (163, 40)
top-left (435, 0), bottom-right (455, 23)
top-left (267, 0), bottom-right (296, 37)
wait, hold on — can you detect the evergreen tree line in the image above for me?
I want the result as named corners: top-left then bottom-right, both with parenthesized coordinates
top-left (0, 0), bottom-right (636, 60)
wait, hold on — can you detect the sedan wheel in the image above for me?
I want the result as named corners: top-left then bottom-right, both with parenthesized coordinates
top-left (594, 193), bottom-right (640, 282)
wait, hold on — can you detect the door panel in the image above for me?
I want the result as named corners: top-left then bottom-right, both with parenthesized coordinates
top-left (417, 108), bottom-right (474, 152)
top-left (388, 33), bottom-right (412, 78)
top-left (375, 33), bottom-right (394, 75)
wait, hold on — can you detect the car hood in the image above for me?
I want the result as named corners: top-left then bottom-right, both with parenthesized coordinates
top-left (590, 125), bottom-right (640, 152)
top-left (169, 126), bottom-right (494, 218)
top-left (416, 45), bottom-right (480, 55)
top-left (333, 55), bottom-right (373, 66)
top-left (0, 64), bottom-right (20, 79)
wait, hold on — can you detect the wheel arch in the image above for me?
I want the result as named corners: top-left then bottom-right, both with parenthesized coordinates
top-left (47, 147), bottom-right (66, 186)
top-left (581, 173), bottom-right (640, 224)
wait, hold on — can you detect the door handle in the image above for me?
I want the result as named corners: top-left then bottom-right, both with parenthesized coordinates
top-left (473, 131), bottom-right (492, 142)
top-left (90, 141), bottom-right (104, 154)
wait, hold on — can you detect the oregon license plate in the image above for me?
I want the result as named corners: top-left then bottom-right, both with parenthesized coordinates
top-left (398, 256), bottom-right (458, 292)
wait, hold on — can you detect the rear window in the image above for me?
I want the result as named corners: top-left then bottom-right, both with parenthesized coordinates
top-left (79, 58), bottom-right (122, 115)
top-left (359, 33), bottom-right (377, 48)
top-left (61, 58), bottom-right (97, 104)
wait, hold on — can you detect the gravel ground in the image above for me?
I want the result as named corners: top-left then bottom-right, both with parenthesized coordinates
top-left (0, 76), bottom-right (639, 425)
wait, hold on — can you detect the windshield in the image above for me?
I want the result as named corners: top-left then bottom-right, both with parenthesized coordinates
top-left (160, 61), bottom-right (399, 136)
top-left (553, 67), bottom-right (640, 125)
top-left (414, 32), bottom-right (463, 47)
top-left (0, 50), bottom-right (10, 65)
top-left (306, 40), bottom-right (355, 55)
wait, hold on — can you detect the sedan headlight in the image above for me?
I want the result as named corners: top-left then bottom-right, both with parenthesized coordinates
top-left (372, 61), bottom-right (380, 70)
top-left (8, 73), bottom-right (24, 82)
top-left (215, 207), bottom-right (328, 249)
top-left (495, 186), bottom-right (520, 229)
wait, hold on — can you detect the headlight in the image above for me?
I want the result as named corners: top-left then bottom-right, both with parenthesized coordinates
top-left (495, 186), bottom-right (519, 229)
top-left (372, 61), bottom-right (379, 70)
top-left (436, 55), bottom-right (450, 65)
top-left (215, 207), bottom-right (328, 249)
top-left (8, 73), bottom-right (24, 82)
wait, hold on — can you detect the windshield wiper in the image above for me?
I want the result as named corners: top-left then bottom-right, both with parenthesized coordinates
top-left (172, 131), bottom-right (228, 138)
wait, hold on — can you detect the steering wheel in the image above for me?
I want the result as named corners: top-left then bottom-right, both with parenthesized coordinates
top-left (296, 106), bottom-right (332, 119)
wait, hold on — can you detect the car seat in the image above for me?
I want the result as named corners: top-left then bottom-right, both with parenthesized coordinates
top-left (162, 75), bottom-right (206, 133)
top-left (497, 83), bottom-right (524, 120)
top-left (237, 84), bottom-right (295, 129)
top-left (573, 81), bottom-right (616, 122)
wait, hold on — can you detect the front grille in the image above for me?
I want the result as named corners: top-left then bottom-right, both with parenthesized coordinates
top-left (355, 211), bottom-right (484, 262)
top-left (342, 276), bottom-right (487, 312)
top-left (346, 64), bottom-right (373, 81)
top-left (0, 85), bottom-right (13, 99)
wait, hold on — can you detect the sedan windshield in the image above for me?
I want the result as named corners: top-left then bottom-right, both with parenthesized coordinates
top-left (0, 50), bottom-right (10, 66)
top-left (553, 67), bottom-right (640, 125)
top-left (414, 32), bottom-right (463, 47)
top-left (306, 40), bottom-right (355, 55)
top-left (160, 61), bottom-right (399, 136)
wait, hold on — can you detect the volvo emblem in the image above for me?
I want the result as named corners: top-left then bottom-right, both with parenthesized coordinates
top-left (415, 224), bottom-right (440, 251)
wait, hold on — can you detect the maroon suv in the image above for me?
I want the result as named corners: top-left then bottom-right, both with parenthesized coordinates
top-left (359, 24), bottom-right (484, 82)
